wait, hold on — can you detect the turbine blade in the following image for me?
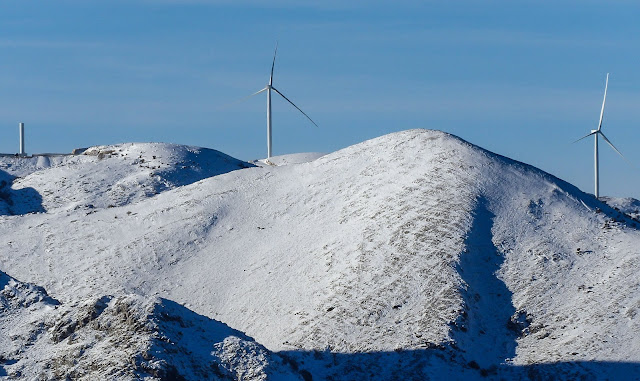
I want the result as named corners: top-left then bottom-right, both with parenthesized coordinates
top-left (600, 132), bottom-right (640, 172)
top-left (597, 73), bottom-right (609, 131)
top-left (250, 87), bottom-right (269, 98)
top-left (217, 87), bottom-right (267, 110)
top-left (599, 131), bottom-right (639, 170)
top-left (573, 131), bottom-right (596, 143)
top-left (270, 42), bottom-right (278, 86)
top-left (272, 87), bottom-right (319, 127)
top-left (599, 132), bottom-right (625, 159)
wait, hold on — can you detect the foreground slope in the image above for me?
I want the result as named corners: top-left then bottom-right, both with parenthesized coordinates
top-left (0, 272), bottom-right (300, 380)
top-left (1, 129), bottom-right (639, 379)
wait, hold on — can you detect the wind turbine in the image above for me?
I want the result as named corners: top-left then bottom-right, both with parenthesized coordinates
top-left (245, 43), bottom-right (318, 160)
top-left (575, 73), bottom-right (626, 198)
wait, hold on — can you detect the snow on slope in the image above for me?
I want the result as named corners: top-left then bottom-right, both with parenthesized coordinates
top-left (602, 196), bottom-right (640, 221)
top-left (0, 272), bottom-right (301, 380)
top-left (1, 129), bottom-right (640, 380)
top-left (250, 152), bottom-right (326, 167)
top-left (0, 142), bottom-right (252, 214)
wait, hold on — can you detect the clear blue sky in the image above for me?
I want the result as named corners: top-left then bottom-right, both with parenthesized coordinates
top-left (1, 1), bottom-right (639, 199)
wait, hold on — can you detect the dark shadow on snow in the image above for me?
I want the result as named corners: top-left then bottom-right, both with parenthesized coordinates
top-left (451, 196), bottom-right (520, 369)
top-left (0, 270), bottom-right (60, 308)
top-left (0, 170), bottom-right (45, 216)
top-left (149, 148), bottom-right (255, 192)
top-left (135, 298), bottom-right (283, 380)
top-left (278, 349), bottom-right (640, 380)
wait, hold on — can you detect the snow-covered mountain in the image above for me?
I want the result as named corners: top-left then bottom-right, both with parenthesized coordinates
top-left (1, 130), bottom-right (639, 380)
top-left (1, 143), bottom-right (252, 215)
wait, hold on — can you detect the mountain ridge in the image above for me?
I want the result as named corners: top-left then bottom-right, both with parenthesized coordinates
top-left (1, 129), bottom-right (639, 380)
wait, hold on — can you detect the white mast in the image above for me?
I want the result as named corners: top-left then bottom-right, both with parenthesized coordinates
top-left (593, 73), bottom-right (608, 198)
top-left (594, 131), bottom-right (599, 198)
top-left (266, 43), bottom-right (276, 159)
top-left (19, 122), bottom-right (25, 156)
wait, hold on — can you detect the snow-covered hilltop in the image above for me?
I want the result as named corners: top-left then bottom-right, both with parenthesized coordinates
top-left (1, 130), bottom-right (639, 380)
top-left (0, 142), bottom-right (252, 214)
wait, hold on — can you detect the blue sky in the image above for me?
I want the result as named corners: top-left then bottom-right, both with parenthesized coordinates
top-left (1, 1), bottom-right (639, 199)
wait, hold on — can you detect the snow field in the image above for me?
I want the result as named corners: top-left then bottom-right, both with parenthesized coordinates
top-left (1, 129), bottom-right (639, 380)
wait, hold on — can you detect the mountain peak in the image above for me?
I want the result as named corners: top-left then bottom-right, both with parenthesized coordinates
top-left (1, 130), bottom-right (639, 379)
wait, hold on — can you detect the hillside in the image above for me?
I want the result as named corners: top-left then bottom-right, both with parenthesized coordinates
top-left (0, 271), bottom-right (299, 380)
top-left (0, 143), bottom-right (252, 214)
top-left (1, 130), bottom-right (639, 380)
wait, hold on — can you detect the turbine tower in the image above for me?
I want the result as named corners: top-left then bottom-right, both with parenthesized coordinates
top-left (575, 73), bottom-right (626, 198)
top-left (245, 43), bottom-right (318, 160)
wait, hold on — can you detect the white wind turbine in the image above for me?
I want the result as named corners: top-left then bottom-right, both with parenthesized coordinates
top-left (574, 73), bottom-right (626, 198)
top-left (244, 43), bottom-right (318, 160)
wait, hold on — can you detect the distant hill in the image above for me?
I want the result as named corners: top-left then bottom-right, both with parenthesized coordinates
top-left (0, 142), bottom-right (252, 214)
top-left (1, 130), bottom-right (639, 380)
